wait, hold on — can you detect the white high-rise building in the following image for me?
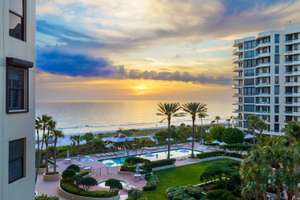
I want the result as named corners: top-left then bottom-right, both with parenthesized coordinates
top-left (233, 24), bottom-right (300, 134)
top-left (0, 0), bottom-right (36, 199)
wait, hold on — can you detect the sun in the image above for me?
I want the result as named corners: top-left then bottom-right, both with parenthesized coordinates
top-left (131, 84), bottom-right (150, 95)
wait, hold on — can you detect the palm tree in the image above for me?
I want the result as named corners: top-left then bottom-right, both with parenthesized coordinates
top-left (35, 118), bottom-right (42, 183)
top-left (182, 103), bottom-right (207, 158)
top-left (52, 129), bottom-right (64, 173)
top-left (198, 111), bottom-right (208, 145)
top-left (247, 115), bottom-right (267, 144)
top-left (215, 116), bottom-right (221, 124)
top-left (157, 103), bottom-right (182, 159)
top-left (38, 115), bottom-right (52, 173)
top-left (45, 118), bottom-right (56, 173)
top-left (70, 135), bottom-right (82, 148)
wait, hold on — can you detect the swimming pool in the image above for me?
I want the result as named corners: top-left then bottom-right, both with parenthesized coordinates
top-left (99, 148), bottom-right (200, 167)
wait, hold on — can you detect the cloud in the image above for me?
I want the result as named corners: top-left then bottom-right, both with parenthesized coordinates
top-left (37, 49), bottom-right (114, 76)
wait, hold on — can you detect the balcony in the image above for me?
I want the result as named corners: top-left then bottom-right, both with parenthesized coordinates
top-left (256, 101), bottom-right (270, 105)
top-left (285, 49), bottom-right (300, 55)
top-left (255, 52), bottom-right (271, 58)
top-left (285, 70), bottom-right (300, 76)
top-left (285, 81), bottom-right (300, 86)
top-left (232, 75), bottom-right (243, 80)
top-left (285, 38), bottom-right (300, 45)
top-left (256, 62), bottom-right (270, 68)
top-left (256, 42), bottom-right (271, 49)
top-left (285, 92), bottom-right (300, 97)
top-left (233, 66), bottom-right (243, 72)
top-left (255, 93), bottom-right (271, 97)
top-left (255, 72), bottom-right (270, 77)
top-left (256, 82), bottom-right (271, 87)
top-left (285, 111), bottom-right (300, 116)
top-left (233, 48), bottom-right (243, 55)
top-left (285, 60), bottom-right (300, 65)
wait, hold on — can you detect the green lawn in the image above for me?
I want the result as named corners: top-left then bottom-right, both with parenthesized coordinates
top-left (144, 159), bottom-right (237, 200)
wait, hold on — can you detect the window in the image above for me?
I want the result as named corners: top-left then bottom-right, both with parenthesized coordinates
top-left (274, 85), bottom-right (280, 95)
top-left (275, 34), bottom-right (280, 43)
top-left (9, 138), bottom-right (26, 183)
top-left (275, 55), bottom-right (280, 64)
top-left (6, 65), bottom-right (28, 113)
top-left (6, 57), bottom-right (33, 113)
top-left (275, 46), bottom-right (280, 54)
top-left (275, 65), bottom-right (279, 74)
top-left (9, 0), bottom-right (25, 40)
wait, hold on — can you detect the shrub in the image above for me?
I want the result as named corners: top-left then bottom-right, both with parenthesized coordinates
top-left (224, 152), bottom-right (244, 159)
top-left (79, 170), bottom-right (90, 177)
top-left (120, 164), bottom-right (136, 172)
top-left (128, 189), bottom-right (143, 200)
top-left (149, 159), bottom-right (176, 168)
top-left (79, 176), bottom-right (98, 191)
top-left (167, 185), bottom-right (204, 200)
top-left (143, 174), bottom-right (158, 191)
top-left (60, 180), bottom-right (118, 197)
top-left (66, 164), bottom-right (80, 173)
top-left (125, 157), bottom-right (150, 165)
top-left (222, 143), bottom-right (252, 151)
top-left (105, 179), bottom-right (123, 191)
top-left (196, 151), bottom-right (224, 159)
top-left (206, 125), bottom-right (226, 142)
top-left (62, 169), bottom-right (76, 182)
top-left (222, 128), bottom-right (244, 144)
top-left (206, 189), bottom-right (237, 200)
top-left (35, 194), bottom-right (59, 200)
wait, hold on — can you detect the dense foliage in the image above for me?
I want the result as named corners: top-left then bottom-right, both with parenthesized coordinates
top-left (206, 126), bottom-right (244, 144)
top-left (105, 179), bottom-right (123, 191)
top-left (143, 174), bottom-right (159, 191)
top-left (166, 185), bottom-right (204, 200)
top-left (34, 195), bottom-right (59, 200)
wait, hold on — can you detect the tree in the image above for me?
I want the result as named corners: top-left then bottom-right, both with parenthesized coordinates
top-left (62, 169), bottom-right (76, 182)
top-left (83, 132), bottom-right (94, 144)
top-left (247, 115), bottom-right (267, 143)
top-left (198, 112), bottom-right (208, 144)
top-left (105, 179), bottom-right (123, 192)
top-left (79, 176), bottom-right (98, 191)
top-left (282, 121), bottom-right (300, 143)
top-left (240, 137), bottom-right (300, 200)
top-left (45, 118), bottom-right (56, 174)
top-left (52, 129), bottom-right (64, 173)
top-left (35, 117), bottom-right (43, 183)
top-left (215, 116), bottom-right (221, 124)
top-left (222, 128), bottom-right (244, 144)
top-left (128, 189), bottom-right (143, 200)
top-left (207, 125), bottom-right (226, 142)
top-left (182, 102), bottom-right (207, 157)
top-left (70, 135), bottom-right (82, 155)
top-left (157, 103), bottom-right (182, 159)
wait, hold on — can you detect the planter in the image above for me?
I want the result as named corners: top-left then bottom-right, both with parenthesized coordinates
top-left (38, 168), bottom-right (46, 175)
top-left (58, 185), bottom-right (120, 200)
top-left (43, 173), bottom-right (61, 182)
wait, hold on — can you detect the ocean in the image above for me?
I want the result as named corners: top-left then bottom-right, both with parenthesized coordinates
top-left (36, 100), bottom-right (233, 137)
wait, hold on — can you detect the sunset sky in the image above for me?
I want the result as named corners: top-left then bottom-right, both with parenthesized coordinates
top-left (36, 0), bottom-right (300, 103)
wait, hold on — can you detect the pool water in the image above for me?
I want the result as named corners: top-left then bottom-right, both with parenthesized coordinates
top-left (99, 148), bottom-right (200, 167)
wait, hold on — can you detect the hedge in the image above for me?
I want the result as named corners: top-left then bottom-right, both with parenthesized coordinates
top-left (60, 181), bottom-right (118, 198)
top-left (143, 174), bottom-right (158, 191)
top-left (222, 143), bottom-right (252, 151)
top-left (149, 159), bottom-right (176, 168)
top-left (196, 151), bottom-right (244, 159)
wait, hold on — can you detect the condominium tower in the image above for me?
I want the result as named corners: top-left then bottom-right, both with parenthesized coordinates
top-left (233, 24), bottom-right (300, 134)
top-left (0, 0), bottom-right (36, 199)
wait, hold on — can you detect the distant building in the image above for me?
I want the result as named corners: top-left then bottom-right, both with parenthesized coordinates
top-left (233, 24), bottom-right (300, 134)
top-left (0, 0), bottom-right (36, 199)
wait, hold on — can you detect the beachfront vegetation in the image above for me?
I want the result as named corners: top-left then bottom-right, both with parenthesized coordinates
top-left (35, 115), bottom-right (64, 176)
top-left (247, 115), bottom-right (268, 143)
top-left (127, 189), bottom-right (145, 200)
top-left (157, 103), bottom-right (183, 159)
top-left (206, 125), bottom-right (244, 144)
top-left (166, 185), bottom-right (204, 200)
top-left (182, 102), bottom-right (207, 158)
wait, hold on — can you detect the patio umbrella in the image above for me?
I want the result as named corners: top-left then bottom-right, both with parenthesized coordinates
top-left (219, 142), bottom-right (227, 146)
top-left (244, 133), bottom-right (255, 140)
top-left (211, 140), bottom-right (221, 145)
top-left (187, 137), bottom-right (193, 142)
top-left (105, 143), bottom-right (114, 148)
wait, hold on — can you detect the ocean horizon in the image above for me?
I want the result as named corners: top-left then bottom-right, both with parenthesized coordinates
top-left (36, 100), bottom-right (233, 136)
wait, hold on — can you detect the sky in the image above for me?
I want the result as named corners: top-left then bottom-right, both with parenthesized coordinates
top-left (36, 0), bottom-right (300, 103)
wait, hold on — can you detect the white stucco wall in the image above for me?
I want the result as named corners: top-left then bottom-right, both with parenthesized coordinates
top-left (0, 0), bottom-right (36, 199)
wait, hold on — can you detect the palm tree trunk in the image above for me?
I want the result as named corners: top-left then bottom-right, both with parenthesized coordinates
top-left (35, 130), bottom-right (40, 183)
top-left (167, 117), bottom-right (171, 159)
top-left (191, 118), bottom-right (195, 158)
top-left (45, 129), bottom-right (50, 174)
top-left (200, 118), bottom-right (204, 144)
top-left (53, 137), bottom-right (57, 173)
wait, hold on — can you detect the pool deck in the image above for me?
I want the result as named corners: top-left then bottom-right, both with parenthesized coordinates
top-left (35, 143), bottom-right (220, 199)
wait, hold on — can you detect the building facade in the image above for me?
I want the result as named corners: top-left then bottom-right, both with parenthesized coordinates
top-left (0, 0), bottom-right (36, 199)
top-left (233, 24), bottom-right (300, 134)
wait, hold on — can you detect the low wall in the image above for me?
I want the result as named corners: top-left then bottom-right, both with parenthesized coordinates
top-left (58, 185), bottom-right (120, 200)
top-left (43, 173), bottom-right (60, 182)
